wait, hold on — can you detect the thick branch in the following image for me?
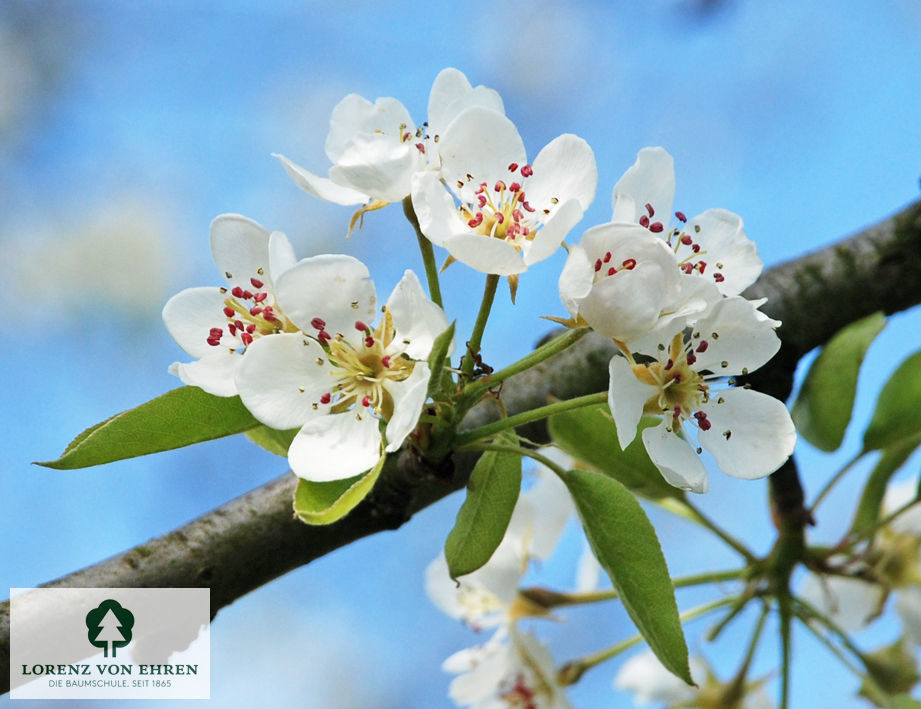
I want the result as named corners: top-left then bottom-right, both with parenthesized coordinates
top-left (2, 199), bottom-right (920, 693)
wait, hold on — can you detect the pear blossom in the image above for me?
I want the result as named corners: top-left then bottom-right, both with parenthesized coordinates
top-left (275, 68), bottom-right (504, 208)
top-left (607, 296), bottom-right (796, 493)
top-left (234, 258), bottom-right (450, 482)
top-left (162, 214), bottom-right (298, 397)
top-left (411, 107), bottom-right (597, 275)
top-left (611, 147), bottom-right (762, 296)
top-left (556, 222), bottom-right (718, 344)
top-left (443, 628), bottom-right (572, 709)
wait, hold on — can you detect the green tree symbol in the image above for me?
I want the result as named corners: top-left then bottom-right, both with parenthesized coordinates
top-left (86, 599), bottom-right (134, 658)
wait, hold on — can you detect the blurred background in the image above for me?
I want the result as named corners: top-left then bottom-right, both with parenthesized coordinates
top-left (1, 1), bottom-right (920, 706)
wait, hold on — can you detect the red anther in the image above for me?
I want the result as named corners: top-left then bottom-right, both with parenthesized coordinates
top-left (696, 340), bottom-right (709, 353)
top-left (240, 332), bottom-right (254, 346)
top-left (415, 143), bottom-right (425, 154)
top-left (508, 162), bottom-right (518, 172)
top-left (645, 202), bottom-right (655, 217)
top-left (672, 372), bottom-right (683, 383)
top-left (603, 251), bottom-right (612, 263)
top-left (354, 321), bottom-right (369, 332)
top-left (467, 213), bottom-right (483, 227)
top-left (228, 323), bottom-right (237, 335)
top-left (494, 180), bottom-right (506, 192)
top-left (364, 336), bottom-right (375, 348)
top-left (320, 392), bottom-right (332, 404)
top-left (512, 209), bottom-right (523, 222)
top-left (381, 356), bottom-right (391, 367)
top-left (697, 261), bottom-right (707, 274)
top-left (223, 306), bottom-right (235, 318)
top-left (253, 291), bottom-right (268, 303)
top-left (250, 306), bottom-right (263, 316)
top-left (697, 416), bottom-right (711, 431)
top-left (522, 227), bottom-right (530, 236)
top-left (621, 258), bottom-right (637, 270)
top-left (231, 286), bottom-right (245, 298)
top-left (509, 182), bottom-right (521, 193)
top-left (714, 273), bottom-right (725, 283)
top-left (594, 259), bottom-right (603, 272)
top-left (693, 411), bottom-right (706, 419)
top-left (681, 263), bottom-right (694, 274)
top-left (664, 358), bottom-right (674, 370)
top-left (477, 195), bottom-right (487, 207)
top-left (523, 201), bottom-right (535, 212)
top-left (674, 405), bottom-right (682, 416)
top-left (318, 330), bottom-right (332, 343)
top-left (361, 395), bottom-right (371, 407)
top-left (639, 215), bottom-right (650, 228)
top-left (246, 324), bottom-right (256, 334)
top-left (234, 320), bottom-right (244, 331)
top-left (607, 266), bottom-right (617, 276)
top-left (495, 212), bottom-right (504, 224)
top-left (686, 351), bottom-right (697, 365)
top-left (680, 234), bottom-right (693, 245)
top-left (263, 310), bottom-right (278, 323)
top-left (250, 277), bottom-right (264, 289)
top-left (242, 290), bottom-right (254, 300)
top-left (692, 244), bottom-right (701, 253)
top-left (206, 337), bottom-right (221, 347)
top-left (649, 222), bottom-right (664, 233)
top-left (520, 164), bottom-right (533, 177)
top-left (675, 211), bottom-right (687, 222)
top-left (311, 317), bottom-right (326, 330)
top-left (402, 131), bottom-right (411, 142)
top-left (209, 327), bottom-right (223, 337)
top-left (474, 185), bottom-right (484, 194)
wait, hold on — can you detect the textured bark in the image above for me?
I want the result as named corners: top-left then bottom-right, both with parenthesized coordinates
top-left (2, 199), bottom-right (920, 693)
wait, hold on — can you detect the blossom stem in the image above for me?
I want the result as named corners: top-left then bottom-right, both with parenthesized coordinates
top-left (810, 451), bottom-right (863, 512)
top-left (465, 442), bottom-right (568, 477)
top-left (848, 494), bottom-right (921, 545)
top-left (520, 568), bottom-right (746, 609)
top-left (557, 597), bottom-right (735, 686)
top-left (453, 392), bottom-right (608, 449)
top-left (461, 274), bottom-right (500, 380)
top-left (678, 500), bottom-right (759, 564)
top-left (402, 196), bottom-right (443, 308)
top-left (724, 603), bottom-right (770, 704)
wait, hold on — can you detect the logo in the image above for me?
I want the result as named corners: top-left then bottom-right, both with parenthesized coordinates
top-left (85, 599), bottom-right (135, 658)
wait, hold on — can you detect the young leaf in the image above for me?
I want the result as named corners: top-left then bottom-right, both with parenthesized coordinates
top-left (427, 321), bottom-right (456, 398)
top-left (548, 404), bottom-right (682, 501)
top-left (850, 434), bottom-right (921, 536)
top-left (792, 312), bottom-right (885, 452)
top-left (863, 350), bottom-right (921, 452)
top-left (444, 432), bottom-right (522, 579)
top-left (37, 386), bottom-right (262, 470)
top-left (245, 426), bottom-right (299, 458)
top-left (293, 455), bottom-right (385, 525)
top-left (563, 468), bottom-right (692, 684)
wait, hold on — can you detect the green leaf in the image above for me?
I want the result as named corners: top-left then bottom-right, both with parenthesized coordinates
top-left (563, 468), bottom-right (692, 684)
top-left (548, 404), bottom-right (681, 501)
top-left (245, 426), bottom-right (299, 458)
top-left (293, 455), bottom-right (385, 525)
top-left (886, 696), bottom-right (921, 709)
top-left (793, 312), bottom-right (886, 452)
top-left (37, 386), bottom-right (262, 469)
top-left (444, 432), bottom-right (522, 578)
top-left (850, 435), bottom-right (921, 535)
top-left (427, 320), bottom-right (456, 398)
top-left (864, 350), bottom-right (921, 452)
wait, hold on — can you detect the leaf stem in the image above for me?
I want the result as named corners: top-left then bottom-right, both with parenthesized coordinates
top-left (811, 451), bottom-right (863, 512)
top-left (461, 274), bottom-right (500, 380)
top-left (402, 196), bottom-right (444, 309)
top-left (465, 442), bottom-right (567, 477)
top-left (681, 500), bottom-right (758, 564)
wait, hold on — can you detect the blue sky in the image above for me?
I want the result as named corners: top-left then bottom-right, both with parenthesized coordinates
top-left (2, 1), bottom-right (921, 706)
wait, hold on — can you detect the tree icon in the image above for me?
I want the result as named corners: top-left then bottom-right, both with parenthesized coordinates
top-left (86, 599), bottom-right (134, 658)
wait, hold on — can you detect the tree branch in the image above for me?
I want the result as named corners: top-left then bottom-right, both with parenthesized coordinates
top-left (2, 199), bottom-right (920, 694)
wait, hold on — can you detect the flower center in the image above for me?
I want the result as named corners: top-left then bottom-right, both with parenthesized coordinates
top-left (310, 308), bottom-right (413, 419)
top-left (457, 163), bottom-right (548, 251)
top-left (874, 531), bottom-right (921, 588)
top-left (208, 271), bottom-right (297, 350)
top-left (396, 121), bottom-right (428, 156)
top-left (638, 203), bottom-right (727, 285)
top-left (591, 250), bottom-right (638, 281)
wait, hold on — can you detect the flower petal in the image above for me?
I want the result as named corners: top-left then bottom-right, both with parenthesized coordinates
top-left (273, 153), bottom-right (369, 206)
top-left (234, 332), bottom-right (331, 430)
top-left (698, 388), bottom-right (796, 480)
top-left (386, 270), bottom-right (452, 359)
top-left (288, 412), bottom-right (382, 482)
top-left (641, 424), bottom-right (709, 493)
top-left (614, 649), bottom-right (701, 705)
top-left (410, 170), bottom-right (469, 248)
top-left (690, 296), bottom-right (781, 375)
top-left (443, 233), bottom-right (527, 275)
top-left (798, 573), bottom-right (884, 632)
top-left (383, 363), bottom-right (431, 452)
top-left (612, 146), bottom-right (675, 225)
top-left (686, 208), bottom-right (762, 295)
top-left (523, 198), bottom-right (583, 266)
top-left (896, 587), bottom-right (921, 645)
top-left (526, 134), bottom-right (597, 213)
top-left (557, 244), bottom-right (594, 318)
top-left (428, 67), bottom-right (505, 142)
top-left (324, 93), bottom-right (376, 161)
top-left (162, 286), bottom-right (231, 358)
top-left (608, 355), bottom-right (654, 450)
top-left (579, 264), bottom-right (669, 342)
top-left (210, 214), bottom-right (271, 291)
top-left (268, 230), bottom-right (297, 279)
top-left (168, 351), bottom-right (239, 397)
top-left (328, 132), bottom-right (419, 202)
top-left (274, 254), bottom-right (377, 336)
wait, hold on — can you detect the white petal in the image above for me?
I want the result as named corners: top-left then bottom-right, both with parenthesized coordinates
top-left (698, 388), bottom-right (796, 480)
top-left (328, 132), bottom-right (418, 202)
top-left (614, 649), bottom-right (699, 705)
top-left (557, 244), bottom-right (594, 318)
top-left (896, 587), bottom-right (921, 645)
top-left (386, 270), bottom-right (452, 359)
top-left (444, 233), bottom-right (527, 275)
top-left (273, 153), bottom-right (369, 206)
top-left (798, 573), bottom-right (883, 632)
top-left (168, 351), bottom-right (239, 397)
top-left (210, 214), bottom-right (271, 291)
top-left (608, 355), bottom-right (654, 450)
top-left (575, 542), bottom-right (603, 592)
top-left (162, 286), bottom-right (232, 358)
top-left (579, 264), bottom-right (669, 342)
top-left (288, 412), bottom-right (382, 482)
top-left (274, 254), bottom-right (377, 336)
top-left (642, 424), bottom-right (709, 493)
top-left (383, 363), bottom-right (431, 453)
top-left (410, 170), bottom-right (468, 248)
top-left (324, 93), bottom-right (375, 161)
top-left (526, 134), bottom-right (597, 213)
top-left (883, 479), bottom-right (921, 535)
top-left (686, 208), bottom-right (762, 295)
top-left (507, 466), bottom-right (572, 561)
top-left (268, 231), bottom-right (297, 279)
top-left (428, 68), bottom-right (505, 141)
top-left (439, 107), bottom-right (526, 196)
top-left (691, 296), bottom-right (781, 375)
top-left (523, 199), bottom-right (583, 266)
top-left (234, 333), bottom-right (330, 430)
top-left (612, 147), bottom-right (675, 225)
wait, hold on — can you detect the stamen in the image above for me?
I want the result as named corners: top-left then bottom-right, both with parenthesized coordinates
top-left (320, 393), bottom-right (331, 404)
top-left (649, 222), bottom-right (664, 233)
top-left (675, 211), bottom-right (687, 222)
top-left (250, 277), bottom-right (264, 288)
top-left (355, 321), bottom-right (369, 332)
top-left (311, 317), bottom-right (326, 330)
top-left (645, 202), bottom-right (655, 217)
top-left (520, 164), bottom-right (533, 177)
